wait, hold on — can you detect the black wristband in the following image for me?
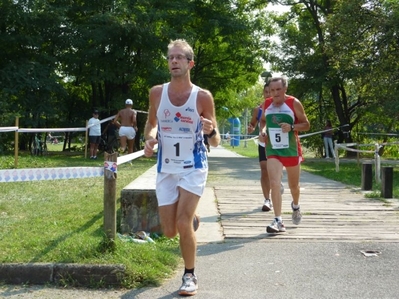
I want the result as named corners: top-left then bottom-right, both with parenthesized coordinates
top-left (207, 129), bottom-right (217, 138)
top-left (291, 124), bottom-right (295, 131)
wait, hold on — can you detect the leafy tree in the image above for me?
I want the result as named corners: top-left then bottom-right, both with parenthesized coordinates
top-left (1, 0), bottom-right (277, 152)
top-left (265, 0), bottom-right (399, 157)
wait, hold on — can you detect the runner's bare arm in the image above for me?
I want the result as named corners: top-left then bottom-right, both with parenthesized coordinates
top-left (144, 86), bottom-right (162, 141)
top-left (292, 99), bottom-right (310, 132)
top-left (143, 86), bottom-right (162, 157)
top-left (198, 89), bottom-right (220, 147)
top-left (248, 106), bottom-right (259, 133)
top-left (258, 100), bottom-right (267, 143)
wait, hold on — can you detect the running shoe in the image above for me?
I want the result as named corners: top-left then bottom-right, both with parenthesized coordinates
top-left (178, 273), bottom-right (198, 296)
top-left (193, 214), bottom-right (200, 232)
top-left (291, 201), bottom-right (302, 225)
top-left (262, 198), bottom-right (273, 212)
top-left (266, 219), bottom-right (286, 233)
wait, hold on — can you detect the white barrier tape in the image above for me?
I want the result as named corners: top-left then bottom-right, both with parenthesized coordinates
top-left (19, 128), bottom-right (86, 133)
top-left (86, 115), bottom-right (116, 129)
top-left (300, 125), bottom-right (350, 139)
top-left (336, 143), bottom-right (357, 147)
top-left (354, 143), bottom-right (384, 147)
top-left (336, 145), bottom-right (375, 154)
top-left (117, 144), bottom-right (158, 166)
top-left (0, 167), bottom-right (104, 183)
top-left (0, 126), bottom-right (18, 133)
top-left (136, 110), bottom-right (148, 114)
top-left (335, 144), bottom-right (351, 149)
top-left (117, 151), bottom-right (145, 165)
top-left (100, 115), bottom-right (116, 123)
top-left (299, 131), bottom-right (320, 138)
top-left (379, 141), bottom-right (399, 146)
top-left (358, 132), bottom-right (399, 136)
top-left (2, 110), bottom-right (146, 134)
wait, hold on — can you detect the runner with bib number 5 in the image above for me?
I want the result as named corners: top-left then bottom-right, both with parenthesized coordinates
top-left (259, 77), bottom-right (310, 234)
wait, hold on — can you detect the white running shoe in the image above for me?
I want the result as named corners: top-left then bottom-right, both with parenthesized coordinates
top-left (266, 219), bottom-right (286, 233)
top-left (262, 198), bottom-right (272, 212)
top-left (178, 273), bottom-right (198, 296)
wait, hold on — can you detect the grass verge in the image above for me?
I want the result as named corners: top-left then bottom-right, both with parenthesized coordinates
top-left (0, 152), bottom-right (181, 289)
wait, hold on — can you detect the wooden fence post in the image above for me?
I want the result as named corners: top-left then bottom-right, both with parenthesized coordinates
top-left (103, 152), bottom-right (118, 241)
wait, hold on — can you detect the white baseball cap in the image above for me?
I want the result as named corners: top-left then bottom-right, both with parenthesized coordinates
top-left (125, 99), bottom-right (133, 105)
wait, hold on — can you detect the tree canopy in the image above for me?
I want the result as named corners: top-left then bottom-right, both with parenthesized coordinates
top-left (266, 0), bottom-right (399, 155)
top-left (1, 0), bottom-right (398, 156)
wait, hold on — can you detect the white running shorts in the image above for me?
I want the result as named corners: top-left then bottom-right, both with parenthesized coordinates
top-left (156, 168), bottom-right (208, 206)
top-left (118, 126), bottom-right (136, 140)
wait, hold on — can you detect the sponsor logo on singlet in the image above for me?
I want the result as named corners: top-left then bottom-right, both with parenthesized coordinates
top-left (174, 112), bottom-right (194, 124)
top-left (179, 127), bottom-right (191, 133)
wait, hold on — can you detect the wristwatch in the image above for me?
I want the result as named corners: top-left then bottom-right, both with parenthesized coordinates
top-left (291, 124), bottom-right (295, 131)
top-left (207, 129), bottom-right (217, 138)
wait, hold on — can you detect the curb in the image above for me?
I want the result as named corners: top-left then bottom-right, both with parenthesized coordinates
top-left (0, 263), bottom-right (125, 287)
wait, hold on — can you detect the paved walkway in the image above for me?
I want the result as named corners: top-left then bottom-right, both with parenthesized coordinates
top-left (2, 146), bottom-right (399, 298)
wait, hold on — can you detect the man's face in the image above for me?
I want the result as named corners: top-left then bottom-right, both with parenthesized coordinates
top-left (269, 80), bottom-right (287, 101)
top-left (263, 86), bottom-right (270, 99)
top-left (167, 46), bottom-right (193, 77)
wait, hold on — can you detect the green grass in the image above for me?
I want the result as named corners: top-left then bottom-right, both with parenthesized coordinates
top-left (227, 141), bottom-right (399, 199)
top-left (0, 152), bottom-right (181, 289)
top-left (221, 138), bottom-right (259, 158)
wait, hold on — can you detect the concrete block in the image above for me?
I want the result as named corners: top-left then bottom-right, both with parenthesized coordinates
top-left (120, 165), bottom-right (161, 234)
top-left (53, 263), bottom-right (125, 287)
top-left (0, 263), bottom-right (53, 284)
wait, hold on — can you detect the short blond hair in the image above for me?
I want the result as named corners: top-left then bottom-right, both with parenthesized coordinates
top-left (167, 39), bottom-right (194, 61)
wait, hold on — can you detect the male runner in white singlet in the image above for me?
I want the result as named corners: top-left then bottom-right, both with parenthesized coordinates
top-left (144, 39), bottom-right (220, 296)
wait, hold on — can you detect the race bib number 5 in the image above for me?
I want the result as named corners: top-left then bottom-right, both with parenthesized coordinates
top-left (268, 127), bottom-right (289, 149)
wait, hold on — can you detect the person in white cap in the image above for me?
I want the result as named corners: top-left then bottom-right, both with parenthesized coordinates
top-left (113, 99), bottom-right (137, 154)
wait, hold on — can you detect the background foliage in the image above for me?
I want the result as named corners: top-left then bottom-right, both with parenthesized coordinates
top-left (1, 0), bottom-right (398, 157)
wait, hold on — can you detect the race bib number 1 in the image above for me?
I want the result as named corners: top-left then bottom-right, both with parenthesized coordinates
top-left (268, 127), bottom-right (289, 149)
top-left (161, 133), bottom-right (194, 171)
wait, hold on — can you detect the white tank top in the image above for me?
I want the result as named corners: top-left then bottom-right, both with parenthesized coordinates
top-left (156, 83), bottom-right (207, 173)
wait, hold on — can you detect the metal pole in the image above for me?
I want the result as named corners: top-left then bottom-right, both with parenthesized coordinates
top-left (85, 120), bottom-right (89, 159)
top-left (14, 117), bottom-right (19, 169)
top-left (375, 143), bottom-right (380, 184)
top-left (244, 108), bottom-right (248, 148)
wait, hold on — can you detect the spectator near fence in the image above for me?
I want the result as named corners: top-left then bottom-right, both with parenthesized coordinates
top-left (225, 131), bottom-right (230, 141)
top-left (88, 109), bottom-right (101, 159)
top-left (323, 120), bottom-right (336, 159)
top-left (113, 99), bottom-right (137, 154)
